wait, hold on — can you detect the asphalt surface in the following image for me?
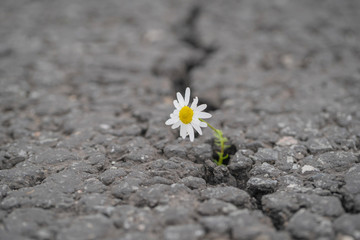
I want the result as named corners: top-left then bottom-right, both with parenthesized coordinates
top-left (0, 0), bottom-right (360, 239)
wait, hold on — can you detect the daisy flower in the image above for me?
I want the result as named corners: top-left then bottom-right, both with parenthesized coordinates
top-left (165, 87), bottom-right (212, 142)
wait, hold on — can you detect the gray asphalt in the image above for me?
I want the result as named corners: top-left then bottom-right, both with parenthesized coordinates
top-left (0, 0), bottom-right (360, 239)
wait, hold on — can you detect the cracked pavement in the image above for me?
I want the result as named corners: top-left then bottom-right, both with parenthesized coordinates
top-left (0, 0), bottom-right (360, 239)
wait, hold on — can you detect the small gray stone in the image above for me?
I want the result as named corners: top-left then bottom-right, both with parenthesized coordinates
top-left (111, 178), bottom-right (141, 200)
top-left (247, 177), bottom-right (278, 195)
top-left (262, 191), bottom-right (300, 228)
top-left (199, 216), bottom-right (231, 234)
top-left (310, 173), bottom-right (343, 192)
top-left (112, 205), bottom-right (158, 232)
top-left (252, 148), bottom-right (279, 165)
top-left (201, 186), bottom-right (251, 208)
top-left (86, 154), bottom-right (106, 171)
top-left (110, 137), bottom-right (157, 163)
top-left (130, 184), bottom-right (171, 208)
top-left (300, 165), bottom-right (320, 174)
top-left (306, 138), bottom-right (333, 154)
top-left (83, 178), bottom-right (107, 193)
top-left (197, 199), bottom-right (238, 216)
top-left (162, 158), bottom-right (204, 179)
top-left (333, 214), bottom-right (360, 239)
top-left (263, 190), bottom-right (345, 228)
top-left (335, 112), bottom-right (353, 128)
top-left (34, 148), bottom-right (78, 165)
top-left (249, 162), bottom-right (283, 178)
top-left (227, 151), bottom-right (253, 180)
top-left (300, 195), bottom-right (344, 218)
top-left (164, 144), bottom-right (187, 159)
top-left (164, 224), bottom-right (205, 240)
top-left (292, 144), bottom-right (308, 160)
top-left (303, 151), bottom-right (357, 172)
top-left (276, 136), bottom-right (298, 146)
top-left (156, 205), bottom-right (193, 225)
top-left (340, 164), bottom-right (360, 212)
top-left (277, 175), bottom-right (304, 190)
top-left (204, 160), bottom-right (236, 186)
top-left (230, 210), bottom-right (275, 240)
top-left (78, 193), bottom-right (113, 213)
top-left (99, 168), bottom-right (127, 186)
top-left (319, 151), bottom-right (358, 172)
top-left (245, 142), bottom-right (265, 152)
top-left (179, 176), bottom-right (206, 190)
top-left (189, 144), bottom-right (212, 163)
top-left (287, 209), bottom-right (334, 240)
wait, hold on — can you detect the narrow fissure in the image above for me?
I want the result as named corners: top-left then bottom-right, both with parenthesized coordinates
top-left (171, 4), bottom-right (217, 94)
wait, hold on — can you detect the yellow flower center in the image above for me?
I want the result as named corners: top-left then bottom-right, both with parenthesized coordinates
top-left (179, 106), bottom-right (193, 124)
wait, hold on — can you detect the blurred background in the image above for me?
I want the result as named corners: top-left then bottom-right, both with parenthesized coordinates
top-left (1, 0), bottom-right (359, 120)
top-left (1, 0), bottom-right (360, 146)
top-left (0, 0), bottom-right (359, 154)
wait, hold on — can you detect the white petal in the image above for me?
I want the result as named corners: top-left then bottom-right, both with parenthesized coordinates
top-left (184, 87), bottom-right (190, 106)
top-left (196, 104), bottom-right (207, 112)
top-left (190, 97), bottom-right (198, 109)
top-left (193, 118), bottom-right (207, 128)
top-left (187, 124), bottom-right (194, 142)
top-left (191, 121), bottom-right (202, 135)
top-left (192, 118), bottom-right (200, 124)
top-left (165, 118), bottom-right (178, 125)
top-left (171, 121), bottom-right (181, 129)
top-left (196, 112), bottom-right (212, 119)
top-left (199, 121), bottom-right (207, 128)
top-left (177, 92), bottom-right (185, 107)
top-left (173, 100), bottom-right (181, 110)
top-left (170, 109), bottom-right (179, 118)
top-left (180, 123), bottom-right (186, 139)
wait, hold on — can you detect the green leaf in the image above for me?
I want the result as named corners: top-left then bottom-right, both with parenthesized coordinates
top-left (206, 122), bottom-right (231, 166)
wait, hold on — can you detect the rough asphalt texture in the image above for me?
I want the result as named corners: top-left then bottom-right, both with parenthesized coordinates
top-left (1, 0), bottom-right (360, 239)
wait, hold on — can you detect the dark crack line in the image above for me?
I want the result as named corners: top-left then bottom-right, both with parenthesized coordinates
top-left (171, 4), bottom-right (217, 94)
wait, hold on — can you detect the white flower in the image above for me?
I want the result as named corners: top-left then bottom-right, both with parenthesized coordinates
top-left (165, 87), bottom-right (212, 142)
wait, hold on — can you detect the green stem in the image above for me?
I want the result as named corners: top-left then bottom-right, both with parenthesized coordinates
top-left (199, 118), bottom-right (217, 132)
top-left (199, 118), bottom-right (228, 166)
top-left (219, 137), bottom-right (225, 165)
